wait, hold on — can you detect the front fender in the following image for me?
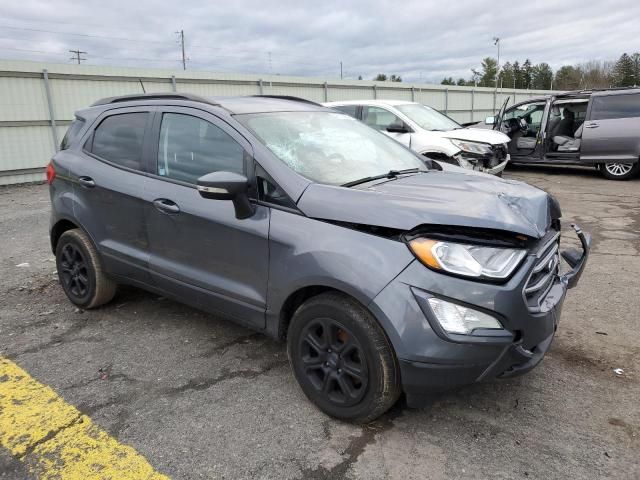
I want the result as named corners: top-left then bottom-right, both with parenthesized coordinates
top-left (266, 209), bottom-right (414, 330)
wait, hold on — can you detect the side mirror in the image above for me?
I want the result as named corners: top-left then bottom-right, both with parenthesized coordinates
top-left (197, 171), bottom-right (254, 219)
top-left (485, 116), bottom-right (495, 125)
top-left (386, 123), bottom-right (410, 134)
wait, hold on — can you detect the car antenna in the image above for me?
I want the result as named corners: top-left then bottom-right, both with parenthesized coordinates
top-left (138, 78), bottom-right (146, 93)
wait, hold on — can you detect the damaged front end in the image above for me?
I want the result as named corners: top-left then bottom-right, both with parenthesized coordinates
top-left (454, 142), bottom-right (510, 176)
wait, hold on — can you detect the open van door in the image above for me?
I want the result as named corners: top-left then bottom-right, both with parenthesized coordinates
top-left (492, 97), bottom-right (511, 131)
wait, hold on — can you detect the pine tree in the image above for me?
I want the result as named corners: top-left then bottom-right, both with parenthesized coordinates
top-left (480, 57), bottom-right (498, 87)
top-left (612, 53), bottom-right (635, 87)
top-left (522, 59), bottom-right (533, 89)
top-left (512, 61), bottom-right (522, 89)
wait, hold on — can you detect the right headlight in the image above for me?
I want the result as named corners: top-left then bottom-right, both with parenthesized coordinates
top-left (408, 238), bottom-right (527, 279)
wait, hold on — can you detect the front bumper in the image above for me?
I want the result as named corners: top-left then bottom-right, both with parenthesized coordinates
top-left (455, 144), bottom-right (510, 176)
top-left (368, 225), bottom-right (591, 407)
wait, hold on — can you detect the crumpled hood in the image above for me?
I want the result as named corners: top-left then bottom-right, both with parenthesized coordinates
top-left (437, 127), bottom-right (510, 145)
top-left (298, 171), bottom-right (556, 238)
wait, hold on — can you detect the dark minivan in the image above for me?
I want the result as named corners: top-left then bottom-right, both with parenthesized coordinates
top-left (49, 94), bottom-right (590, 422)
top-left (486, 87), bottom-right (640, 180)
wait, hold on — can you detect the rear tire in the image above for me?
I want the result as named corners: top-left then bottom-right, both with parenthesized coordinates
top-left (599, 162), bottom-right (640, 180)
top-left (287, 292), bottom-right (401, 423)
top-left (55, 229), bottom-right (116, 309)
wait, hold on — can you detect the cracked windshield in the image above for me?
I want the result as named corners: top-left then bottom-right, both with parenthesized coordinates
top-left (244, 111), bottom-right (425, 185)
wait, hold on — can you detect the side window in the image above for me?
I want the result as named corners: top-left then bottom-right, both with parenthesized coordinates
top-left (334, 105), bottom-right (358, 119)
top-left (91, 113), bottom-right (148, 170)
top-left (60, 118), bottom-right (85, 150)
top-left (591, 94), bottom-right (640, 120)
top-left (157, 113), bottom-right (245, 184)
top-left (362, 106), bottom-right (403, 131)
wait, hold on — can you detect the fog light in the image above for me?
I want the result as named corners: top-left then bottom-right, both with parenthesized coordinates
top-left (427, 297), bottom-right (503, 335)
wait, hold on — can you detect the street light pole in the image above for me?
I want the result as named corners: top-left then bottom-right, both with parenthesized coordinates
top-left (493, 37), bottom-right (500, 111)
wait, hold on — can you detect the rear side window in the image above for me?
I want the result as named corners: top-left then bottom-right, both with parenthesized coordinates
top-left (90, 113), bottom-right (148, 170)
top-left (157, 113), bottom-right (244, 184)
top-left (591, 93), bottom-right (640, 120)
top-left (333, 105), bottom-right (358, 118)
top-left (60, 118), bottom-right (85, 150)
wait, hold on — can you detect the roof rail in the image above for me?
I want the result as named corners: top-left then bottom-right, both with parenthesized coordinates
top-left (252, 95), bottom-right (323, 106)
top-left (91, 93), bottom-right (219, 107)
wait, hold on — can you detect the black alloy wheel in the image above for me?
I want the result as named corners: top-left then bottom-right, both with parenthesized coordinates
top-left (298, 318), bottom-right (368, 407)
top-left (287, 292), bottom-right (401, 423)
top-left (59, 243), bottom-right (90, 300)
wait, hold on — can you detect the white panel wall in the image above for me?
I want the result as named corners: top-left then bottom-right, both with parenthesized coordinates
top-left (0, 59), bottom-right (558, 185)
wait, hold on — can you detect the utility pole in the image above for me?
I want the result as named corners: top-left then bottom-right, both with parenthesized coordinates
top-left (493, 36), bottom-right (500, 112)
top-left (268, 51), bottom-right (272, 74)
top-left (340, 61), bottom-right (343, 79)
top-left (69, 49), bottom-right (87, 64)
top-left (176, 30), bottom-right (186, 70)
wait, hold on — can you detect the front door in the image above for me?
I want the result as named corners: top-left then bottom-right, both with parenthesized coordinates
top-left (501, 101), bottom-right (547, 159)
top-left (144, 108), bottom-right (270, 329)
top-left (362, 106), bottom-right (412, 147)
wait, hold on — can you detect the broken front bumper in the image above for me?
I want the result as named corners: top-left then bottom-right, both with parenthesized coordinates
top-left (456, 150), bottom-right (510, 176)
top-left (369, 224), bottom-right (591, 407)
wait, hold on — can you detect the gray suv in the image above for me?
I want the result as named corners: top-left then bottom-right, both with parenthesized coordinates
top-left (48, 94), bottom-right (590, 422)
top-left (487, 87), bottom-right (640, 180)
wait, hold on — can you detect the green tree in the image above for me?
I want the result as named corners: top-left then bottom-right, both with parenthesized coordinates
top-left (479, 57), bottom-right (498, 87)
top-left (441, 77), bottom-right (455, 85)
top-left (612, 53), bottom-right (635, 87)
top-left (522, 59), bottom-right (533, 89)
top-left (500, 62), bottom-right (514, 89)
top-left (390, 74), bottom-right (402, 82)
top-left (512, 61), bottom-right (522, 89)
top-left (531, 63), bottom-right (553, 90)
top-left (456, 78), bottom-right (468, 86)
top-left (554, 65), bottom-right (582, 90)
top-left (633, 53), bottom-right (640, 86)
top-left (373, 73), bottom-right (387, 81)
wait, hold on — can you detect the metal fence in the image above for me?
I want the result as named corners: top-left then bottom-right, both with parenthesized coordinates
top-left (0, 59), bottom-right (554, 185)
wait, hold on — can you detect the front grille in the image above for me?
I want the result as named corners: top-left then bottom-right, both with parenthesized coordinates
top-left (523, 233), bottom-right (560, 311)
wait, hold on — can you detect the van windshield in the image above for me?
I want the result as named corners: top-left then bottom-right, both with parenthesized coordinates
top-left (396, 103), bottom-right (461, 131)
top-left (241, 112), bottom-right (426, 186)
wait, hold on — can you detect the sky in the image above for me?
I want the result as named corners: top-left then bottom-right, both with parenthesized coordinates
top-left (0, 0), bottom-right (638, 83)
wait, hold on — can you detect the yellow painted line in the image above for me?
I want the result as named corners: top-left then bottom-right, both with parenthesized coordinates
top-left (0, 356), bottom-right (169, 479)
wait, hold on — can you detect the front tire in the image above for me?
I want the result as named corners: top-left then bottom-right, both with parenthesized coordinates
top-left (55, 229), bottom-right (116, 309)
top-left (287, 292), bottom-right (401, 423)
top-left (599, 162), bottom-right (640, 180)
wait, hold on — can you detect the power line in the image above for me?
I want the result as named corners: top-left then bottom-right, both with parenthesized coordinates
top-left (0, 24), bottom-right (169, 44)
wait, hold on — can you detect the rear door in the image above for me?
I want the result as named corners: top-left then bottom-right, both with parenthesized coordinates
top-left (144, 107), bottom-right (269, 329)
top-left (70, 108), bottom-right (154, 283)
top-left (581, 92), bottom-right (640, 163)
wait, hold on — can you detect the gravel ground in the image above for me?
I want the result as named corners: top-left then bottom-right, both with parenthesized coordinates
top-left (0, 165), bottom-right (638, 479)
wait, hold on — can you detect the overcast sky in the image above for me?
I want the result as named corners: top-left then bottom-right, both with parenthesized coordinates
top-left (1, 0), bottom-right (638, 83)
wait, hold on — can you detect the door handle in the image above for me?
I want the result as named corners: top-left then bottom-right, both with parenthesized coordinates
top-left (77, 176), bottom-right (95, 188)
top-left (585, 123), bottom-right (599, 129)
top-left (153, 198), bottom-right (180, 214)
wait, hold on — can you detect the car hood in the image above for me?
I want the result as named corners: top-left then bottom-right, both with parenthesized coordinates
top-left (436, 127), bottom-right (510, 145)
top-left (298, 171), bottom-right (556, 238)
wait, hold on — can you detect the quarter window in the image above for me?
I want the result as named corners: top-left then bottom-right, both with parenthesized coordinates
top-left (157, 113), bottom-right (244, 184)
top-left (91, 113), bottom-right (148, 170)
top-left (60, 118), bottom-right (85, 150)
top-left (591, 94), bottom-right (640, 120)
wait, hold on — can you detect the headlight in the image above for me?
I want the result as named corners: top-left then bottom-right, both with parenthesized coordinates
top-left (450, 139), bottom-right (493, 155)
top-left (408, 238), bottom-right (527, 279)
top-left (427, 297), bottom-right (503, 334)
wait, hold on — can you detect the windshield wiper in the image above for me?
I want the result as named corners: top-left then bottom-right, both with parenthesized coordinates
top-left (341, 168), bottom-right (422, 188)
